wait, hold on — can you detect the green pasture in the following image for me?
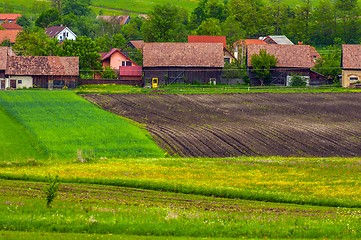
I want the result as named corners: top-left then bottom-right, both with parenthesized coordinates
top-left (0, 91), bottom-right (164, 160)
top-left (0, 178), bottom-right (360, 239)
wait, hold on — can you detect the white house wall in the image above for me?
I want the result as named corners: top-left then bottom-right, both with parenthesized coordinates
top-left (12, 76), bottom-right (33, 89)
top-left (57, 28), bottom-right (77, 41)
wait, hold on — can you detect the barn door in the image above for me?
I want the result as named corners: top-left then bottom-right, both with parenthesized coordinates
top-left (168, 71), bottom-right (185, 84)
top-left (10, 80), bottom-right (16, 89)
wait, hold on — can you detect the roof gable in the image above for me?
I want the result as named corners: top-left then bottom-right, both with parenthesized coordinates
top-left (45, 26), bottom-right (67, 37)
top-left (247, 44), bottom-right (319, 68)
top-left (262, 35), bottom-right (294, 45)
top-left (143, 42), bottom-right (224, 68)
top-left (101, 48), bottom-right (138, 66)
top-left (128, 40), bottom-right (145, 51)
top-left (188, 35), bottom-right (227, 48)
top-left (342, 44), bottom-right (361, 69)
top-left (6, 56), bottom-right (79, 76)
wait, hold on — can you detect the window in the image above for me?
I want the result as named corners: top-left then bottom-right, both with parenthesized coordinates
top-left (18, 80), bottom-right (22, 84)
top-left (349, 76), bottom-right (359, 82)
top-left (122, 61), bottom-right (132, 66)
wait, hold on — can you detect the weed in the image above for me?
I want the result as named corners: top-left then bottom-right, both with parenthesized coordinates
top-left (44, 175), bottom-right (60, 208)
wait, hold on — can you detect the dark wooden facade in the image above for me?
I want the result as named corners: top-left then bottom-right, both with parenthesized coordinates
top-left (33, 75), bottom-right (78, 88)
top-left (248, 68), bottom-right (329, 86)
top-left (143, 67), bottom-right (223, 85)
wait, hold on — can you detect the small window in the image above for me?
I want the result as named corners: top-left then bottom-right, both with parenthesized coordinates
top-left (122, 61), bottom-right (132, 66)
top-left (350, 76), bottom-right (359, 81)
top-left (224, 58), bottom-right (231, 63)
top-left (18, 80), bottom-right (22, 84)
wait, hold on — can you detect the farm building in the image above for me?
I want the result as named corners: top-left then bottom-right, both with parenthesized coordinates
top-left (246, 44), bottom-right (328, 86)
top-left (0, 47), bottom-right (79, 89)
top-left (341, 44), bottom-right (361, 87)
top-left (259, 35), bottom-right (294, 45)
top-left (0, 14), bottom-right (21, 23)
top-left (188, 35), bottom-right (236, 63)
top-left (143, 42), bottom-right (224, 85)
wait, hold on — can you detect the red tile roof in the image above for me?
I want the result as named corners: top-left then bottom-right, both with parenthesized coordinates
top-left (188, 35), bottom-right (227, 48)
top-left (129, 40), bottom-right (145, 51)
top-left (101, 48), bottom-right (138, 65)
top-left (0, 47), bottom-right (10, 70)
top-left (0, 29), bottom-right (21, 43)
top-left (143, 42), bottom-right (224, 68)
top-left (6, 56), bottom-right (79, 76)
top-left (244, 39), bottom-right (267, 45)
top-left (97, 15), bottom-right (130, 25)
top-left (247, 44), bottom-right (320, 68)
top-left (1, 22), bottom-right (22, 30)
top-left (0, 14), bottom-right (21, 22)
top-left (342, 44), bottom-right (361, 69)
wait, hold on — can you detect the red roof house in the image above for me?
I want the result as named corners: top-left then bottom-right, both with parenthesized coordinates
top-left (247, 44), bottom-right (326, 86)
top-left (0, 29), bottom-right (21, 44)
top-left (0, 14), bottom-right (21, 23)
top-left (1, 22), bottom-right (22, 30)
top-left (342, 44), bottom-right (361, 87)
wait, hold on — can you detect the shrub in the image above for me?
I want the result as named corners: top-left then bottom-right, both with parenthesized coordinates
top-left (44, 175), bottom-right (60, 208)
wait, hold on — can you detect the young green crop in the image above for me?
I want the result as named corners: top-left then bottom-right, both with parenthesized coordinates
top-left (0, 91), bottom-right (165, 160)
top-left (1, 157), bottom-right (360, 208)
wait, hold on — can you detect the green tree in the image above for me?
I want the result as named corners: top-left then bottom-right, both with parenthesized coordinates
top-left (17, 15), bottom-right (32, 28)
top-left (59, 36), bottom-right (102, 77)
top-left (13, 27), bottom-right (61, 56)
top-left (35, 9), bottom-right (61, 28)
top-left (121, 16), bottom-right (144, 40)
top-left (62, 0), bottom-right (92, 16)
top-left (312, 45), bottom-right (341, 81)
top-left (250, 49), bottom-right (277, 86)
top-left (95, 33), bottom-right (127, 52)
top-left (285, 0), bottom-right (312, 44)
top-left (311, 0), bottom-right (336, 46)
top-left (141, 4), bottom-right (189, 42)
top-left (335, 0), bottom-right (360, 43)
top-left (221, 16), bottom-right (246, 45)
top-left (195, 18), bottom-right (222, 35)
top-left (101, 66), bottom-right (118, 79)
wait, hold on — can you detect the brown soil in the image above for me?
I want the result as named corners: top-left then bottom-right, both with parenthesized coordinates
top-left (83, 93), bottom-right (361, 157)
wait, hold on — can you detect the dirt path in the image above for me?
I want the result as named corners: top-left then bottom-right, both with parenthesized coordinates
top-left (83, 93), bottom-right (361, 157)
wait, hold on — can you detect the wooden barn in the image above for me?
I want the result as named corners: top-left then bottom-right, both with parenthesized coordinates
top-left (143, 42), bottom-right (224, 85)
top-left (5, 55), bottom-right (79, 89)
top-left (246, 44), bottom-right (328, 86)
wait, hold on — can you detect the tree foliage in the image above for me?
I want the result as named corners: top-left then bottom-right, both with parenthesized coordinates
top-left (35, 8), bottom-right (61, 28)
top-left (250, 49), bottom-right (277, 86)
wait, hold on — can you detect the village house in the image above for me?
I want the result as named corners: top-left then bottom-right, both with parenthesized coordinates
top-left (127, 40), bottom-right (145, 53)
top-left (45, 26), bottom-right (77, 42)
top-left (246, 44), bottom-right (327, 86)
top-left (188, 35), bottom-right (236, 64)
top-left (100, 48), bottom-right (142, 80)
top-left (259, 35), bottom-right (294, 45)
top-left (341, 44), bottom-right (361, 87)
top-left (143, 42), bottom-right (224, 85)
top-left (96, 15), bottom-right (130, 25)
top-left (0, 22), bottom-right (23, 45)
top-left (0, 47), bottom-right (79, 89)
top-left (0, 14), bottom-right (21, 24)
top-left (233, 38), bottom-right (267, 63)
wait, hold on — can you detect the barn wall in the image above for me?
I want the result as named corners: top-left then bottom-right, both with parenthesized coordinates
top-left (143, 67), bottom-right (223, 85)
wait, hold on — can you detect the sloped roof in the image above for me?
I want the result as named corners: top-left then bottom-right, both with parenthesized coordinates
top-left (247, 44), bottom-right (319, 68)
top-left (97, 15), bottom-right (130, 25)
top-left (6, 56), bottom-right (79, 76)
top-left (129, 40), bottom-right (145, 50)
top-left (0, 14), bottom-right (21, 22)
top-left (0, 29), bottom-right (21, 43)
top-left (143, 42), bottom-right (224, 68)
top-left (45, 26), bottom-right (66, 37)
top-left (0, 47), bottom-right (10, 70)
top-left (101, 48), bottom-right (138, 65)
top-left (244, 39), bottom-right (267, 45)
top-left (188, 35), bottom-right (227, 48)
top-left (342, 44), bottom-right (361, 69)
top-left (1, 22), bottom-right (22, 30)
top-left (262, 35), bottom-right (294, 45)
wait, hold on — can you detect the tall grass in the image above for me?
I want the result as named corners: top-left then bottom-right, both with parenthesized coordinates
top-left (1, 157), bottom-right (360, 208)
top-left (0, 91), bottom-right (164, 160)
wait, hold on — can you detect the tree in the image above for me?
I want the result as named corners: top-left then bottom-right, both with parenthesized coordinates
top-left (195, 18), bottom-right (222, 35)
top-left (13, 27), bottom-right (61, 56)
top-left (335, 0), bottom-right (361, 43)
top-left (141, 4), bottom-right (189, 42)
top-left (221, 16), bottom-right (246, 45)
top-left (35, 9), bottom-right (61, 28)
top-left (59, 36), bottom-right (102, 77)
top-left (121, 16), bottom-right (144, 40)
top-left (312, 45), bottom-right (341, 82)
top-left (17, 15), bottom-right (32, 28)
top-left (250, 49), bottom-right (277, 85)
top-left (95, 33), bottom-right (127, 52)
top-left (51, 0), bottom-right (62, 13)
top-left (62, 0), bottom-right (92, 16)
top-left (101, 66), bottom-right (117, 79)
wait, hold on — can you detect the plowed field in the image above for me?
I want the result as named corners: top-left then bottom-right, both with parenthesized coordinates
top-left (84, 93), bottom-right (361, 157)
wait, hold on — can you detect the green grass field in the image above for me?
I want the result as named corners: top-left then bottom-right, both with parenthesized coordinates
top-left (0, 91), bottom-right (164, 160)
top-left (0, 88), bottom-right (360, 239)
